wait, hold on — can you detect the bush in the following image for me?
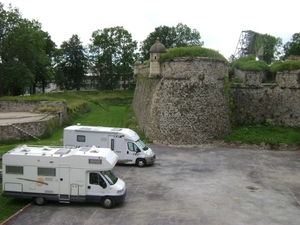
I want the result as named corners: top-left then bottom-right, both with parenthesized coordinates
top-left (232, 55), bottom-right (269, 72)
top-left (270, 61), bottom-right (300, 75)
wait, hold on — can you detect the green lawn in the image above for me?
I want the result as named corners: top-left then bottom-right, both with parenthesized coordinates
top-left (219, 124), bottom-right (300, 146)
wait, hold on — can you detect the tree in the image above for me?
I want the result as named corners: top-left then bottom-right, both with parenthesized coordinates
top-left (89, 26), bottom-right (138, 90)
top-left (33, 31), bottom-right (56, 94)
top-left (0, 3), bottom-right (56, 96)
top-left (55, 35), bottom-right (88, 91)
top-left (139, 23), bottom-right (204, 62)
top-left (283, 33), bottom-right (300, 60)
top-left (0, 3), bottom-right (23, 96)
top-left (273, 37), bottom-right (284, 62)
top-left (260, 34), bottom-right (281, 64)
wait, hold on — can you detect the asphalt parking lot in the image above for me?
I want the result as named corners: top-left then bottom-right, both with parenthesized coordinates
top-left (3, 144), bottom-right (300, 225)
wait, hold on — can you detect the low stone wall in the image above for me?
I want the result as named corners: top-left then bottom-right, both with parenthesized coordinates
top-left (0, 116), bottom-right (58, 140)
top-left (0, 101), bottom-right (67, 141)
top-left (0, 100), bottom-right (68, 121)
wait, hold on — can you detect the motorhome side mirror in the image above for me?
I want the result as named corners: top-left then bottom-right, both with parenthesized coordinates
top-left (100, 181), bottom-right (107, 189)
top-left (136, 149), bottom-right (141, 153)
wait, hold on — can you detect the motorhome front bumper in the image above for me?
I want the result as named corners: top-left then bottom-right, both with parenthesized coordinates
top-left (145, 154), bottom-right (156, 165)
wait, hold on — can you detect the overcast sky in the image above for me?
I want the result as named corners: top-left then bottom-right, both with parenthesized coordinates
top-left (1, 0), bottom-right (298, 59)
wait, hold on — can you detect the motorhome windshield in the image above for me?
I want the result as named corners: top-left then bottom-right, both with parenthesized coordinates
top-left (100, 171), bottom-right (118, 185)
top-left (135, 139), bottom-right (148, 150)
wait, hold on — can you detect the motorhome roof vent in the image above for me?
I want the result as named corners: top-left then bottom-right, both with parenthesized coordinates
top-left (54, 148), bottom-right (71, 155)
top-left (20, 145), bottom-right (30, 152)
top-left (88, 146), bottom-right (99, 153)
top-left (80, 146), bottom-right (92, 152)
top-left (79, 127), bottom-right (92, 131)
top-left (43, 146), bottom-right (52, 151)
top-left (112, 128), bottom-right (122, 131)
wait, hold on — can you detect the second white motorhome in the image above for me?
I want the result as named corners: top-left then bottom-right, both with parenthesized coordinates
top-left (2, 145), bottom-right (126, 209)
top-left (63, 125), bottom-right (156, 167)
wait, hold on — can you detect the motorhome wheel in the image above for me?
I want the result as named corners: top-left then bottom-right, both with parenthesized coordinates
top-left (136, 159), bottom-right (146, 167)
top-left (101, 197), bottom-right (115, 209)
top-left (33, 197), bottom-right (47, 206)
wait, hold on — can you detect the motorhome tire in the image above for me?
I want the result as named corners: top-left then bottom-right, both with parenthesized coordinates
top-left (101, 197), bottom-right (115, 209)
top-left (33, 197), bottom-right (47, 206)
top-left (136, 159), bottom-right (146, 167)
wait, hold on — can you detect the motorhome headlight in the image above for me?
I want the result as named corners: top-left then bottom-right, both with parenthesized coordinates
top-left (117, 188), bottom-right (125, 194)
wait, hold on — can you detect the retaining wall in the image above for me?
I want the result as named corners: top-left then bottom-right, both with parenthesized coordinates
top-left (0, 101), bottom-right (67, 141)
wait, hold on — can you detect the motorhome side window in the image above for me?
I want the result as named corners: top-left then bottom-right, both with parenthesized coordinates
top-left (38, 168), bottom-right (56, 176)
top-left (6, 166), bottom-right (23, 174)
top-left (77, 135), bottom-right (86, 142)
top-left (127, 142), bottom-right (138, 151)
top-left (111, 139), bottom-right (114, 150)
top-left (89, 173), bottom-right (104, 185)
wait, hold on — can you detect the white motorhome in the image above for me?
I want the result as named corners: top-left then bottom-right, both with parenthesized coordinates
top-left (63, 125), bottom-right (156, 167)
top-left (2, 145), bottom-right (126, 209)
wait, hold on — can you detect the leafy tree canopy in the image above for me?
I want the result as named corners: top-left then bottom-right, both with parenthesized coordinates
top-left (283, 33), bottom-right (300, 60)
top-left (89, 26), bottom-right (138, 90)
top-left (55, 35), bottom-right (88, 91)
top-left (0, 3), bottom-right (55, 96)
top-left (139, 23), bottom-right (204, 62)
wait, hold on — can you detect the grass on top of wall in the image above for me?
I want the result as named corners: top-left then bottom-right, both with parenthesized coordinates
top-left (159, 46), bottom-right (228, 63)
top-left (232, 55), bottom-right (269, 72)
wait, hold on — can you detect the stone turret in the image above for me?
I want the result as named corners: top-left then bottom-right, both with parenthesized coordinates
top-left (149, 39), bottom-right (166, 78)
top-left (133, 61), bottom-right (140, 77)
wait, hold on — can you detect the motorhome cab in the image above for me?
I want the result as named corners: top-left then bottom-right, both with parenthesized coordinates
top-left (2, 145), bottom-right (126, 209)
top-left (63, 125), bottom-right (156, 167)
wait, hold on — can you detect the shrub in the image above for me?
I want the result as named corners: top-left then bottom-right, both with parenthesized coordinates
top-left (232, 55), bottom-right (269, 72)
top-left (270, 61), bottom-right (300, 75)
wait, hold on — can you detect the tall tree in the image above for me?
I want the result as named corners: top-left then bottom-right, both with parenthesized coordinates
top-left (0, 3), bottom-right (22, 96)
top-left (33, 31), bottom-right (56, 94)
top-left (139, 23), bottom-right (204, 62)
top-left (283, 33), bottom-right (300, 60)
top-left (55, 35), bottom-right (88, 91)
top-left (0, 3), bottom-right (56, 96)
top-left (89, 26), bottom-right (138, 90)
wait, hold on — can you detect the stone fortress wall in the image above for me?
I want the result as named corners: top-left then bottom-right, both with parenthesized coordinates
top-left (132, 40), bottom-right (300, 145)
top-left (133, 56), bottom-right (232, 145)
top-left (232, 69), bottom-right (300, 127)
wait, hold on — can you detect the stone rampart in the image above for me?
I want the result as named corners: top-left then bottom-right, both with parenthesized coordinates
top-left (133, 57), bottom-right (231, 145)
top-left (232, 70), bottom-right (300, 126)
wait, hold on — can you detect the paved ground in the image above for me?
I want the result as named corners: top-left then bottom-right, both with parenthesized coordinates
top-left (0, 112), bottom-right (49, 125)
top-left (3, 144), bottom-right (300, 225)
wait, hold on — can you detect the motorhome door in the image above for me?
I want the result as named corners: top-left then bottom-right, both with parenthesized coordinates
top-left (59, 164), bottom-right (70, 201)
top-left (109, 136), bottom-right (124, 161)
